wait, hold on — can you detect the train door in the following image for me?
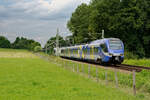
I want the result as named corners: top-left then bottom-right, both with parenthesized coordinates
top-left (100, 43), bottom-right (108, 61)
top-left (75, 48), bottom-right (78, 58)
top-left (94, 47), bottom-right (99, 60)
top-left (86, 46), bottom-right (90, 60)
top-left (68, 48), bottom-right (70, 58)
top-left (79, 46), bottom-right (82, 59)
top-left (70, 48), bottom-right (73, 57)
top-left (78, 47), bottom-right (80, 58)
top-left (73, 49), bottom-right (75, 58)
top-left (101, 43), bottom-right (108, 53)
top-left (82, 46), bottom-right (86, 60)
top-left (83, 47), bottom-right (88, 60)
top-left (90, 46), bottom-right (94, 60)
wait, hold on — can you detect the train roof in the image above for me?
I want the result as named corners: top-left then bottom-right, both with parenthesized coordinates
top-left (60, 38), bottom-right (121, 49)
top-left (90, 38), bottom-right (120, 44)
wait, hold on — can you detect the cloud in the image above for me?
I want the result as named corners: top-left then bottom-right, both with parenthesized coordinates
top-left (0, 0), bottom-right (91, 46)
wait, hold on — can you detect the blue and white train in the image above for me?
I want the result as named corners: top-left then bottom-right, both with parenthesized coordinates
top-left (59, 38), bottom-right (124, 65)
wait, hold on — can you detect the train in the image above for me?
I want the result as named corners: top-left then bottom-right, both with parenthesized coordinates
top-left (59, 38), bottom-right (124, 65)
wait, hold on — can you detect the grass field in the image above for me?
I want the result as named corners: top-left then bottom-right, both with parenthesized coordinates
top-left (0, 49), bottom-right (145, 100)
top-left (51, 56), bottom-right (150, 96)
top-left (0, 48), bottom-right (36, 58)
top-left (42, 56), bottom-right (150, 99)
top-left (123, 59), bottom-right (150, 67)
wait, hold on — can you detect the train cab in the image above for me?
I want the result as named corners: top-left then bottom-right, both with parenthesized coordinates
top-left (99, 38), bottom-right (124, 64)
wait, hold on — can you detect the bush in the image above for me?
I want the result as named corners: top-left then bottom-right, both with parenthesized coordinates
top-left (34, 46), bottom-right (42, 52)
top-left (124, 51), bottom-right (139, 59)
top-left (0, 36), bottom-right (11, 48)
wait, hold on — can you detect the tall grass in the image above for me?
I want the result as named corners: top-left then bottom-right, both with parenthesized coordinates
top-left (53, 56), bottom-right (150, 98)
top-left (123, 59), bottom-right (150, 67)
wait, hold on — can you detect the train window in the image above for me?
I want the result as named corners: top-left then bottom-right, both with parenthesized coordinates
top-left (73, 49), bottom-right (76, 55)
top-left (65, 49), bottom-right (67, 54)
top-left (62, 50), bottom-right (64, 53)
top-left (90, 47), bottom-right (93, 55)
top-left (64, 49), bottom-right (66, 54)
top-left (86, 48), bottom-right (88, 54)
top-left (73, 48), bottom-right (78, 55)
top-left (94, 47), bottom-right (98, 54)
top-left (76, 49), bottom-right (77, 54)
top-left (109, 40), bottom-right (123, 50)
top-left (68, 49), bottom-right (70, 54)
top-left (101, 44), bottom-right (108, 53)
top-left (71, 49), bottom-right (73, 54)
top-left (82, 49), bottom-right (84, 54)
top-left (83, 48), bottom-right (86, 54)
top-left (83, 48), bottom-right (88, 55)
top-left (85, 48), bottom-right (86, 54)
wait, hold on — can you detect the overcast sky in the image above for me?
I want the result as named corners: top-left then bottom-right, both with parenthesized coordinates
top-left (0, 0), bottom-right (90, 46)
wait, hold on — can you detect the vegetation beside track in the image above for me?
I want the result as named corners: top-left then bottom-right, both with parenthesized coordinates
top-left (40, 54), bottom-right (150, 99)
top-left (63, 59), bottom-right (150, 97)
top-left (123, 59), bottom-right (150, 68)
top-left (0, 49), bottom-right (143, 100)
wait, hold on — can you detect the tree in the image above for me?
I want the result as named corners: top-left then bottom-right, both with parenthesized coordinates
top-left (67, 0), bottom-right (150, 58)
top-left (34, 46), bottom-right (42, 52)
top-left (67, 3), bottom-right (91, 44)
top-left (0, 36), bottom-right (11, 48)
top-left (44, 35), bottom-right (67, 54)
top-left (12, 37), bottom-right (41, 51)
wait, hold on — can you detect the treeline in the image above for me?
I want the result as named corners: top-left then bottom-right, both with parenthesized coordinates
top-left (67, 0), bottom-right (150, 58)
top-left (44, 34), bottom-right (72, 54)
top-left (0, 36), bottom-right (41, 51)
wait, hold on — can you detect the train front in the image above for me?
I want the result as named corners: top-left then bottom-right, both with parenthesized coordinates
top-left (102, 38), bottom-right (124, 64)
top-left (108, 39), bottom-right (124, 64)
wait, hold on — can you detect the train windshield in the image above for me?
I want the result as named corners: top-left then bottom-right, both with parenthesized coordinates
top-left (109, 40), bottom-right (123, 50)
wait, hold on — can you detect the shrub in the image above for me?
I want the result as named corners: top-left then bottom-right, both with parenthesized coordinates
top-left (34, 46), bottom-right (42, 52)
top-left (124, 51), bottom-right (139, 59)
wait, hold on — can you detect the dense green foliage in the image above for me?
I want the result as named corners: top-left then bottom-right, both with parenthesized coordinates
top-left (123, 59), bottom-right (150, 67)
top-left (0, 36), bottom-right (11, 48)
top-left (0, 36), bottom-right (41, 51)
top-left (12, 37), bottom-right (41, 51)
top-left (0, 50), bottom-right (142, 100)
top-left (67, 0), bottom-right (150, 58)
top-left (34, 46), bottom-right (42, 52)
top-left (44, 35), bottom-right (68, 54)
top-left (124, 51), bottom-right (139, 59)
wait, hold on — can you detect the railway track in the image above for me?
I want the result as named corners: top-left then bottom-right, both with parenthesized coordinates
top-left (95, 63), bottom-right (149, 72)
top-left (35, 53), bottom-right (150, 72)
top-left (120, 64), bottom-right (150, 70)
top-left (62, 57), bottom-right (150, 72)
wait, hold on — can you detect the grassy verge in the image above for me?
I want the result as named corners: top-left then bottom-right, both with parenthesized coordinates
top-left (42, 55), bottom-right (150, 99)
top-left (0, 49), bottom-right (144, 100)
top-left (123, 59), bottom-right (150, 67)
top-left (66, 59), bottom-right (150, 95)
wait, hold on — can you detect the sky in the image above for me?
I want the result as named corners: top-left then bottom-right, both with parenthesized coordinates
top-left (0, 0), bottom-right (90, 46)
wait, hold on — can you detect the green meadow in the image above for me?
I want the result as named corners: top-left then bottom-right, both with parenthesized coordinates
top-left (123, 59), bottom-right (150, 67)
top-left (0, 49), bottom-right (147, 100)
